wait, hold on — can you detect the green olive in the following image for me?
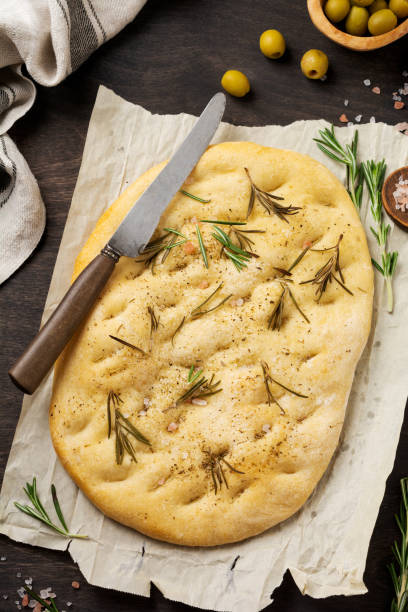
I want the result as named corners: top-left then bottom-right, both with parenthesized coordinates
top-left (259, 29), bottom-right (286, 59)
top-left (369, 0), bottom-right (388, 12)
top-left (351, 0), bottom-right (374, 6)
top-left (324, 0), bottom-right (351, 21)
top-left (221, 70), bottom-right (250, 97)
top-left (300, 49), bottom-right (329, 79)
top-left (345, 6), bottom-right (369, 34)
top-left (389, 0), bottom-right (408, 17)
top-left (368, 8), bottom-right (398, 33)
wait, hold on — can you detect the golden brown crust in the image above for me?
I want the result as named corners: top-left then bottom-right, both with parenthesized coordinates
top-left (50, 142), bottom-right (373, 546)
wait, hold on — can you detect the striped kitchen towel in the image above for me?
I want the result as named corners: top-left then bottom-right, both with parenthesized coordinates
top-left (0, 0), bottom-right (146, 284)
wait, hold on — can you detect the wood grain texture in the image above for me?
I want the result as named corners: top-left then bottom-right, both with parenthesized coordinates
top-left (1, 0), bottom-right (407, 609)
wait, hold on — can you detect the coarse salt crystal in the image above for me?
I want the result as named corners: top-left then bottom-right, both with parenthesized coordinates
top-left (372, 86), bottom-right (380, 94)
top-left (370, 116), bottom-right (376, 123)
top-left (167, 422), bottom-right (178, 432)
top-left (235, 298), bottom-right (244, 307)
top-left (393, 94), bottom-right (402, 101)
top-left (355, 115), bottom-right (362, 123)
top-left (138, 410), bottom-right (147, 417)
top-left (16, 573), bottom-right (21, 578)
top-left (40, 590), bottom-right (50, 599)
top-left (143, 397), bottom-right (151, 407)
top-left (394, 101), bottom-right (405, 110)
top-left (199, 280), bottom-right (210, 289)
top-left (17, 588), bottom-right (26, 598)
top-left (157, 478), bottom-right (165, 486)
top-left (28, 601), bottom-right (37, 608)
top-left (2, 594), bottom-right (8, 599)
top-left (320, 74), bottom-right (327, 82)
top-left (403, 71), bottom-right (408, 77)
top-left (181, 452), bottom-right (188, 459)
top-left (262, 424), bottom-right (271, 433)
top-left (0, 556), bottom-right (6, 561)
top-left (191, 216), bottom-right (198, 224)
top-left (347, 122), bottom-right (353, 127)
top-left (344, 99), bottom-right (349, 106)
top-left (363, 79), bottom-right (371, 86)
top-left (24, 579), bottom-right (32, 586)
top-left (66, 603), bottom-right (72, 607)
top-left (191, 398), bottom-right (207, 406)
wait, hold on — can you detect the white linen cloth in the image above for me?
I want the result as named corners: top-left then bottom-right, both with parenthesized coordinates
top-left (0, 0), bottom-right (146, 283)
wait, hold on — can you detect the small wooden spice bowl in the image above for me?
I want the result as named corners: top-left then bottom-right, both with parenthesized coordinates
top-left (307, 0), bottom-right (408, 51)
top-left (382, 166), bottom-right (408, 231)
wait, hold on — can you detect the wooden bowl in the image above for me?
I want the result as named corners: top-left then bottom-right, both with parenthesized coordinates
top-left (307, 0), bottom-right (408, 51)
top-left (382, 166), bottom-right (408, 231)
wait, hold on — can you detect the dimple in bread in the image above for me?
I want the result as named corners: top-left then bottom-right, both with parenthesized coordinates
top-left (50, 142), bottom-right (373, 546)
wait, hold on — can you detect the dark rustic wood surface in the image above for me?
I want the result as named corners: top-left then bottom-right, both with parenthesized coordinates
top-left (1, 0), bottom-right (407, 609)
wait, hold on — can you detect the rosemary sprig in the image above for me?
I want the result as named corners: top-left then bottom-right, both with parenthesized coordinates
top-left (114, 408), bottom-right (151, 465)
top-left (191, 282), bottom-right (232, 318)
top-left (230, 228), bottom-right (265, 254)
top-left (275, 244), bottom-right (312, 277)
top-left (245, 167), bottom-right (302, 222)
top-left (268, 282), bottom-right (309, 330)
top-left (362, 159), bottom-right (398, 313)
top-left (109, 335), bottom-right (146, 355)
top-left (390, 478), bottom-right (408, 612)
top-left (300, 235), bottom-right (353, 301)
top-left (196, 224), bottom-right (208, 268)
top-left (314, 125), bottom-right (363, 211)
top-left (261, 361), bottom-right (308, 414)
top-left (180, 189), bottom-right (211, 203)
top-left (212, 225), bottom-right (252, 271)
top-left (135, 228), bottom-right (187, 271)
top-left (148, 305), bottom-right (160, 336)
top-left (176, 372), bottom-right (222, 404)
top-left (202, 449), bottom-right (244, 494)
top-left (23, 586), bottom-right (59, 612)
top-left (171, 315), bottom-right (185, 344)
top-left (14, 478), bottom-right (88, 539)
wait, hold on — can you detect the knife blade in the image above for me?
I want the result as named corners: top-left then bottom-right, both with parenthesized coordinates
top-left (9, 93), bottom-right (226, 395)
top-left (109, 92), bottom-right (226, 258)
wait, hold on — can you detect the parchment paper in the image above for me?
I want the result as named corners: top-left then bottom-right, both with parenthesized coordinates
top-left (1, 85), bottom-right (407, 612)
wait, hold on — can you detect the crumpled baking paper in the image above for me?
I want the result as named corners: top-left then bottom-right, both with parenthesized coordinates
top-left (1, 85), bottom-right (407, 612)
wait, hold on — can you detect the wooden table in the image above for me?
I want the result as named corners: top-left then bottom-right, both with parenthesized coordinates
top-left (1, 0), bottom-right (407, 609)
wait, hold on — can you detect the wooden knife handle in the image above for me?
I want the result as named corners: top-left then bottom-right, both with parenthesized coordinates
top-left (9, 248), bottom-right (120, 395)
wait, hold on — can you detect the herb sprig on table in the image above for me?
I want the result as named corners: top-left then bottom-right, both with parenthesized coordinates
top-left (23, 586), bottom-right (60, 612)
top-left (390, 478), bottom-right (408, 612)
top-left (362, 159), bottom-right (398, 314)
top-left (14, 478), bottom-right (88, 539)
top-left (314, 125), bottom-right (363, 211)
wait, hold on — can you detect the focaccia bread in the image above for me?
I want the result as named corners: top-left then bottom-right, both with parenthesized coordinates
top-left (50, 142), bottom-right (373, 546)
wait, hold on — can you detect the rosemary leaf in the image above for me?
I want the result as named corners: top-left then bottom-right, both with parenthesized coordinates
top-left (51, 484), bottom-right (68, 532)
top-left (261, 360), bottom-right (308, 414)
top-left (196, 224), bottom-right (209, 268)
top-left (107, 390), bottom-right (123, 438)
top-left (180, 189), bottom-right (211, 203)
top-left (109, 335), bottom-right (146, 354)
top-left (212, 225), bottom-right (252, 271)
top-left (171, 315), bottom-right (186, 344)
top-left (176, 372), bottom-right (222, 404)
top-left (200, 219), bottom-right (247, 226)
top-left (148, 306), bottom-right (160, 336)
top-left (188, 365), bottom-right (203, 383)
top-left (116, 410), bottom-right (151, 446)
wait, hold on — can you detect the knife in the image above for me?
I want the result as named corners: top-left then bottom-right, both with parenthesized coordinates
top-left (9, 92), bottom-right (226, 395)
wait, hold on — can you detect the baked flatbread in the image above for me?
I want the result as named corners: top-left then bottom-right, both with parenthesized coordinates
top-left (50, 142), bottom-right (373, 546)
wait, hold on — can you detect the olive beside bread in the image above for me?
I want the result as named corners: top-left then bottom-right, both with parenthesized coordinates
top-left (324, 0), bottom-right (407, 35)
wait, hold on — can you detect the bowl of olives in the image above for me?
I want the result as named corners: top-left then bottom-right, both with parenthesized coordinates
top-left (307, 0), bottom-right (408, 50)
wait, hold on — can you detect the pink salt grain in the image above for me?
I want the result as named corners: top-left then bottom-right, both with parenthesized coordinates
top-left (167, 422), bottom-right (178, 432)
top-left (339, 114), bottom-right (348, 123)
top-left (303, 240), bottom-right (313, 249)
top-left (199, 280), bottom-right (210, 289)
top-left (372, 86), bottom-right (380, 94)
top-left (395, 101), bottom-right (405, 110)
top-left (33, 605), bottom-right (42, 612)
top-left (71, 582), bottom-right (80, 589)
top-left (183, 241), bottom-right (196, 255)
top-left (22, 594), bottom-right (28, 607)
